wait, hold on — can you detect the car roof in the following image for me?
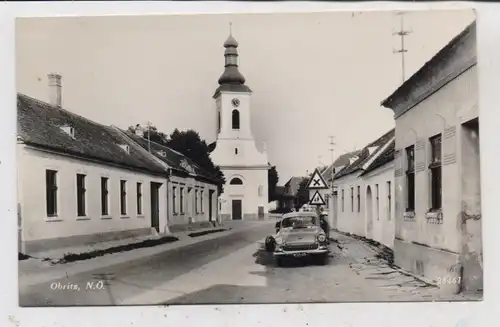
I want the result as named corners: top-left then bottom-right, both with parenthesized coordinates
top-left (282, 212), bottom-right (318, 219)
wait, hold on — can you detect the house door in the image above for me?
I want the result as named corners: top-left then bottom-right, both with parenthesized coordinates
top-left (150, 182), bottom-right (161, 232)
top-left (209, 190), bottom-right (214, 221)
top-left (232, 199), bottom-right (242, 220)
top-left (366, 186), bottom-right (373, 238)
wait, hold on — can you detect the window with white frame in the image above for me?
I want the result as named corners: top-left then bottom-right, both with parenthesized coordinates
top-left (46, 170), bottom-right (58, 217)
top-left (429, 134), bottom-right (442, 210)
top-left (405, 145), bottom-right (415, 211)
top-left (76, 174), bottom-right (87, 217)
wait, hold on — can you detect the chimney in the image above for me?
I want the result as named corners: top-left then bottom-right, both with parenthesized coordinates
top-left (48, 73), bottom-right (62, 107)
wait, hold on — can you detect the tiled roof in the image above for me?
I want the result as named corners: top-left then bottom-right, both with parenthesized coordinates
top-left (334, 128), bottom-right (395, 179)
top-left (17, 93), bottom-right (166, 175)
top-left (123, 131), bottom-right (221, 184)
top-left (360, 139), bottom-right (395, 176)
top-left (322, 150), bottom-right (362, 181)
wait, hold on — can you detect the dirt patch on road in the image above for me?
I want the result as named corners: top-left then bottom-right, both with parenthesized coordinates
top-left (188, 228), bottom-right (230, 237)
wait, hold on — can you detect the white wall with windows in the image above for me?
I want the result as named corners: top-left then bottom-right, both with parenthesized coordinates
top-left (17, 145), bottom-right (168, 252)
top-left (168, 175), bottom-right (218, 226)
top-left (361, 162), bottom-right (395, 248)
top-left (332, 172), bottom-right (365, 236)
top-left (392, 64), bottom-right (480, 292)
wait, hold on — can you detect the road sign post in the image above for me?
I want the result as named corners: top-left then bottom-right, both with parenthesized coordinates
top-left (306, 168), bottom-right (329, 211)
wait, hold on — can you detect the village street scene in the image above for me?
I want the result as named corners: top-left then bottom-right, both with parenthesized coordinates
top-left (16, 10), bottom-right (482, 306)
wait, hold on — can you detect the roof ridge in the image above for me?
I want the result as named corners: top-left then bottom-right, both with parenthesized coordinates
top-left (18, 93), bottom-right (110, 129)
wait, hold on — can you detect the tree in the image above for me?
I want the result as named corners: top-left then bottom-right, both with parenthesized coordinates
top-left (166, 129), bottom-right (225, 195)
top-left (295, 177), bottom-right (310, 210)
top-left (128, 125), bottom-right (225, 194)
top-left (268, 164), bottom-right (279, 202)
top-left (128, 124), bottom-right (168, 146)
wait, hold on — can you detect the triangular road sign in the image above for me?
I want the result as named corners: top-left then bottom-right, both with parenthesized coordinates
top-left (306, 168), bottom-right (329, 190)
top-left (309, 190), bottom-right (326, 206)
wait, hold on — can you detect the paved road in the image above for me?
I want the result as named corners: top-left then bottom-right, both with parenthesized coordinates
top-left (19, 225), bottom-right (480, 306)
top-left (19, 222), bottom-right (274, 306)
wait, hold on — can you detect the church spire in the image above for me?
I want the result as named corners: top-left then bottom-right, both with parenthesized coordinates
top-left (218, 23), bottom-right (246, 85)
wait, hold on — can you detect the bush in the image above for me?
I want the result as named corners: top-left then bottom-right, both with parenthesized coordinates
top-left (188, 228), bottom-right (229, 237)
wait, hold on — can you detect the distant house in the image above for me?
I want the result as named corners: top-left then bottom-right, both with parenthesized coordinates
top-left (332, 129), bottom-right (395, 236)
top-left (17, 74), bottom-right (219, 254)
top-left (381, 21), bottom-right (481, 293)
top-left (283, 176), bottom-right (308, 210)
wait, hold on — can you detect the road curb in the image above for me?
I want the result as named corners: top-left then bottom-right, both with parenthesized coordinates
top-left (20, 221), bottom-right (273, 288)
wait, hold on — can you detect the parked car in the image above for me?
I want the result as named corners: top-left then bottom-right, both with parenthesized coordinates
top-left (266, 211), bottom-right (330, 266)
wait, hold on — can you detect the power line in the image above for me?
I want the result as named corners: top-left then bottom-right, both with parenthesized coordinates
top-left (393, 12), bottom-right (412, 83)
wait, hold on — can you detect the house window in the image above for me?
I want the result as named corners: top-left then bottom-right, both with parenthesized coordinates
top-left (180, 187), bottom-right (184, 214)
top-left (357, 186), bottom-right (361, 212)
top-left (375, 184), bottom-right (379, 220)
top-left (120, 180), bottom-right (127, 215)
top-left (200, 190), bottom-right (204, 213)
top-left (341, 189), bottom-right (344, 212)
top-left (173, 186), bottom-right (177, 214)
top-left (405, 145), bottom-right (415, 211)
top-left (235, 148), bottom-right (238, 155)
top-left (429, 134), bottom-right (442, 210)
top-left (101, 177), bottom-right (109, 216)
top-left (351, 187), bottom-right (354, 212)
top-left (232, 109), bottom-right (240, 129)
top-left (387, 181), bottom-right (391, 220)
top-left (76, 174), bottom-right (86, 217)
top-left (195, 190), bottom-right (198, 213)
top-left (137, 182), bottom-right (143, 215)
top-left (46, 170), bottom-right (58, 217)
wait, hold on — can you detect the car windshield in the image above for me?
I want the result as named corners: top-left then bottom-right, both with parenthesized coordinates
top-left (281, 216), bottom-right (318, 229)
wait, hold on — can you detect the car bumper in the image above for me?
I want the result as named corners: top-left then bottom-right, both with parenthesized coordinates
top-left (273, 246), bottom-right (329, 257)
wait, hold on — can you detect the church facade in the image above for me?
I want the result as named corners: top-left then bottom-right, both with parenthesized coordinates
top-left (209, 32), bottom-right (270, 221)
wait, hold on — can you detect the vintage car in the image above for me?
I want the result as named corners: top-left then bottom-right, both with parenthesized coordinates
top-left (266, 212), bottom-right (330, 266)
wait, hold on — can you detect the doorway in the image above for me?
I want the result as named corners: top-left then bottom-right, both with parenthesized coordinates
top-left (232, 199), bottom-right (242, 220)
top-left (366, 186), bottom-right (373, 238)
top-left (150, 182), bottom-right (161, 232)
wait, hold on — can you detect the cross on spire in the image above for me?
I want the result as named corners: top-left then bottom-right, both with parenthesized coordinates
top-left (229, 22), bottom-right (232, 35)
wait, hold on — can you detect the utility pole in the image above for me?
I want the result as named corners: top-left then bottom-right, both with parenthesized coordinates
top-left (328, 136), bottom-right (335, 196)
top-left (393, 12), bottom-right (412, 83)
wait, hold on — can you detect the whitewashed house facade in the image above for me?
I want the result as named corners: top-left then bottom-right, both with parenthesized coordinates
top-left (18, 74), bottom-right (220, 254)
top-left (381, 21), bottom-right (481, 293)
top-left (332, 129), bottom-right (395, 240)
top-left (210, 32), bottom-right (270, 220)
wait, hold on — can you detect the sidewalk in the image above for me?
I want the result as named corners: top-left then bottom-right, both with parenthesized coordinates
top-left (330, 230), bottom-right (483, 301)
top-left (19, 220), bottom-right (273, 287)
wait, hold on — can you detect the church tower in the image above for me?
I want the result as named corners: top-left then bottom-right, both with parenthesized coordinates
top-left (210, 25), bottom-right (270, 221)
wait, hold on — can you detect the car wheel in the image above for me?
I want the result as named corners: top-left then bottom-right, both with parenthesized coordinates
top-left (315, 254), bottom-right (329, 266)
top-left (265, 236), bottom-right (276, 252)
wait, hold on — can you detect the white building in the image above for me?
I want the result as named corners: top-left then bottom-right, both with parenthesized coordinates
top-left (332, 129), bottom-right (395, 240)
top-left (210, 32), bottom-right (270, 220)
top-left (381, 21), bottom-right (481, 293)
top-left (18, 74), bottom-right (219, 254)
top-left (123, 131), bottom-right (219, 232)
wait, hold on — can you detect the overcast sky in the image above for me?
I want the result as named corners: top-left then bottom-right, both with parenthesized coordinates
top-left (15, 10), bottom-right (475, 183)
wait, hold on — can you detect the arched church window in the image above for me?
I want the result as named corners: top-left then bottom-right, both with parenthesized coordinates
top-left (258, 185), bottom-right (263, 197)
top-left (232, 109), bottom-right (240, 130)
top-left (234, 148), bottom-right (238, 155)
top-left (230, 177), bottom-right (243, 185)
top-left (217, 111), bottom-right (221, 133)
